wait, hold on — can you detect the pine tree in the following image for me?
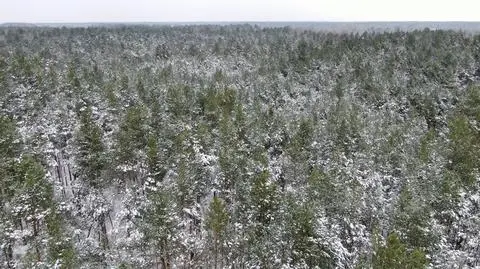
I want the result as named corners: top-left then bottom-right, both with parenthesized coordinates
top-left (74, 106), bottom-right (111, 259)
top-left (75, 106), bottom-right (107, 188)
top-left (394, 185), bottom-right (432, 249)
top-left (289, 203), bottom-right (335, 268)
top-left (446, 85), bottom-right (480, 187)
top-left (287, 117), bottom-right (314, 186)
top-left (372, 233), bottom-right (427, 269)
top-left (0, 56), bottom-right (7, 96)
top-left (250, 170), bottom-right (278, 236)
top-left (248, 170), bottom-right (279, 266)
top-left (142, 183), bottom-right (178, 268)
top-left (117, 105), bottom-right (148, 167)
top-left (146, 134), bottom-right (165, 183)
top-left (0, 116), bottom-right (21, 267)
top-left (136, 77), bottom-right (147, 103)
top-left (0, 116), bottom-right (21, 202)
top-left (307, 167), bottom-right (337, 217)
top-left (46, 211), bottom-right (76, 268)
top-left (11, 156), bottom-right (55, 266)
top-left (205, 196), bottom-right (229, 269)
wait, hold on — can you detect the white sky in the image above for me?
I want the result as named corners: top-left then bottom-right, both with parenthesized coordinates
top-left (1, 0), bottom-right (479, 23)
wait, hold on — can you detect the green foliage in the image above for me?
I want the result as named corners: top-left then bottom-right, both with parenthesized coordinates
top-left (234, 103), bottom-right (247, 140)
top-left (219, 88), bottom-right (236, 116)
top-left (76, 106), bottom-right (107, 187)
top-left (198, 87), bottom-right (237, 123)
top-left (117, 105), bottom-right (148, 164)
top-left (289, 204), bottom-right (334, 268)
top-left (361, 76), bottom-right (385, 106)
top-left (0, 56), bottom-right (6, 94)
top-left (104, 80), bottom-right (119, 107)
top-left (0, 116), bottom-right (21, 202)
top-left (410, 95), bottom-right (437, 130)
top-left (218, 108), bottom-right (247, 194)
top-left (166, 84), bottom-right (196, 118)
top-left (297, 118), bottom-right (314, 148)
top-left (0, 116), bottom-right (20, 160)
top-left (5, 24), bottom-right (480, 268)
top-left (118, 263), bottom-right (130, 269)
top-left (289, 117), bottom-right (314, 162)
top-left (13, 156), bottom-right (53, 217)
top-left (373, 233), bottom-right (427, 269)
top-left (136, 77), bottom-right (147, 103)
top-left (0, 116), bottom-right (21, 266)
top-left (9, 156), bottom-right (56, 264)
top-left (250, 171), bottom-right (278, 235)
top-left (307, 167), bottom-right (337, 215)
top-left (462, 85), bottom-right (480, 122)
top-left (295, 39), bottom-right (312, 72)
top-left (120, 74), bottom-right (129, 91)
top-left (157, 64), bottom-right (172, 84)
top-left (67, 64), bottom-right (81, 89)
top-left (447, 86), bottom-right (480, 186)
top-left (213, 69), bottom-right (225, 83)
top-left (418, 129), bottom-right (435, 163)
top-left (146, 134), bottom-right (165, 182)
top-left (206, 196), bottom-right (229, 238)
top-left (394, 186), bottom-right (432, 249)
top-left (334, 78), bottom-right (346, 100)
top-left (175, 159), bottom-right (195, 210)
top-left (46, 211), bottom-right (77, 268)
top-left (447, 114), bottom-right (479, 186)
top-left (198, 87), bottom-right (218, 122)
top-left (206, 195), bottom-right (229, 269)
top-left (328, 100), bottom-right (362, 155)
top-left (142, 186), bottom-right (177, 266)
top-left (12, 53), bottom-right (33, 78)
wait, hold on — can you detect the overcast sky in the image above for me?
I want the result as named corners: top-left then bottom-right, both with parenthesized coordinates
top-left (1, 0), bottom-right (479, 23)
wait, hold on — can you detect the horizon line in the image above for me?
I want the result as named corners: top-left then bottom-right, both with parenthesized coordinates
top-left (2, 20), bottom-right (480, 24)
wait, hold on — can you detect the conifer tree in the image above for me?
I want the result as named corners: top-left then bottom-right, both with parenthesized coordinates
top-left (206, 196), bottom-right (229, 269)
top-left (75, 106), bottom-right (106, 188)
top-left (372, 233), bottom-right (427, 269)
top-left (0, 116), bottom-right (21, 267)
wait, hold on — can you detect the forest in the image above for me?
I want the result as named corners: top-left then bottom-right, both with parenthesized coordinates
top-left (0, 24), bottom-right (479, 268)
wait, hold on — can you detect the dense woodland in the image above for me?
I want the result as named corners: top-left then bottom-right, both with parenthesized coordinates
top-left (0, 24), bottom-right (479, 268)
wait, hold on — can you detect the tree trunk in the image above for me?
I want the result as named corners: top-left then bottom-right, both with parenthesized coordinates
top-left (99, 213), bottom-right (109, 250)
top-left (4, 243), bottom-right (13, 268)
top-left (33, 220), bottom-right (41, 261)
top-left (214, 240), bottom-right (218, 269)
